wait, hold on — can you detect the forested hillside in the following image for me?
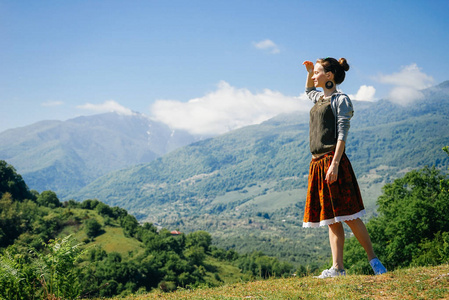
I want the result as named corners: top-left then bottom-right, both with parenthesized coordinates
top-left (0, 161), bottom-right (293, 299)
top-left (72, 82), bottom-right (449, 267)
top-left (2, 151), bottom-right (448, 298)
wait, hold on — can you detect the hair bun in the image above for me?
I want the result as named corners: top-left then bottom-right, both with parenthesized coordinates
top-left (339, 58), bottom-right (350, 72)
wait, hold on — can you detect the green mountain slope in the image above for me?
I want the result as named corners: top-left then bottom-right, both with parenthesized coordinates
top-left (72, 82), bottom-right (449, 267)
top-left (0, 113), bottom-right (198, 198)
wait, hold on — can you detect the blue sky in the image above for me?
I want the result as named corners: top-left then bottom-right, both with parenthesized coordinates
top-left (1, 0), bottom-right (448, 134)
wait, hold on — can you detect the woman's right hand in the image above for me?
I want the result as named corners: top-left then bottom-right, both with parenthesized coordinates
top-left (302, 61), bottom-right (314, 74)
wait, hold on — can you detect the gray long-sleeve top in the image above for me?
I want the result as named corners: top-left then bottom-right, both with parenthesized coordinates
top-left (306, 87), bottom-right (354, 142)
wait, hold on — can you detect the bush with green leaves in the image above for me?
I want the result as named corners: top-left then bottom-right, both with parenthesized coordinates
top-left (84, 218), bottom-right (103, 238)
top-left (0, 160), bottom-right (35, 202)
top-left (0, 235), bottom-right (85, 300)
top-left (0, 249), bottom-right (36, 299)
top-left (36, 190), bottom-right (61, 208)
top-left (344, 147), bottom-right (449, 274)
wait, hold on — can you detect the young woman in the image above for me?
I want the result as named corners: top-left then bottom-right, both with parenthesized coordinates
top-left (302, 57), bottom-right (387, 278)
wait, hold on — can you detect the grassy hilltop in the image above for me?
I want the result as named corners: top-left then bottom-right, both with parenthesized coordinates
top-left (106, 264), bottom-right (449, 300)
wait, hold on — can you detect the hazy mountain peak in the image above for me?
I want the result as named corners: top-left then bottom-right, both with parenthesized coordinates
top-left (436, 80), bottom-right (449, 89)
top-left (0, 112), bottom-right (200, 197)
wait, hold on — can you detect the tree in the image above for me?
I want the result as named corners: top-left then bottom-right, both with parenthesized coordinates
top-left (36, 190), bottom-right (61, 208)
top-left (344, 164), bottom-right (449, 273)
top-left (185, 231), bottom-right (212, 252)
top-left (85, 219), bottom-right (102, 238)
top-left (374, 166), bottom-right (449, 268)
top-left (0, 193), bottom-right (21, 247)
top-left (0, 160), bottom-right (34, 201)
top-left (120, 214), bottom-right (139, 237)
top-left (184, 245), bottom-right (206, 266)
top-left (81, 199), bottom-right (100, 210)
top-left (95, 202), bottom-right (113, 217)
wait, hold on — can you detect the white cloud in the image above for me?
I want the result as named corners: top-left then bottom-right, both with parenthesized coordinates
top-left (41, 101), bottom-right (64, 107)
top-left (77, 100), bottom-right (134, 115)
top-left (377, 63), bottom-right (434, 105)
top-left (150, 81), bottom-right (310, 135)
top-left (348, 85), bottom-right (376, 101)
top-left (253, 39), bottom-right (280, 54)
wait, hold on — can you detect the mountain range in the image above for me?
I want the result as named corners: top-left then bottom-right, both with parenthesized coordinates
top-left (69, 82), bottom-right (449, 265)
top-left (0, 113), bottom-right (200, 198)
top-left (71, 81), bottom-right (449, 210)
top-left (1, 82), bottom-right (449, 266)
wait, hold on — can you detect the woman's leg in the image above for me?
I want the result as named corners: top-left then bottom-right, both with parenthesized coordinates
top-left (328, 222), bottom-right (345, 269)
top-left (345, 218), bottom-right (376, 261)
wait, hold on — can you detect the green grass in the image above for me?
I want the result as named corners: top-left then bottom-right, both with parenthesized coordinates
top-left (90, 226), bottom-right (144, 255)
top-left (56, 208), bottom-right (145, 258)
top-left (103, 264), bottom-right (449, 300)
top-left (239, 189), bottom-right (305, 213)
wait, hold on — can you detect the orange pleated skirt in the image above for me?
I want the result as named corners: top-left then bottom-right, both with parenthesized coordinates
top-left (302, 152), bottom-right (365, 228)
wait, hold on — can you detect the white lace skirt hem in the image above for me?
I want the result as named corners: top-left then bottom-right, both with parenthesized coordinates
top-left (302, 209), bottom-right (366, 228)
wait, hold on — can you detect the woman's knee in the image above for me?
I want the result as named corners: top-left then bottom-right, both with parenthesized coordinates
top-left (344, 218), bottom-right (362, 226)
top-left (329, 221), bottom-right (343, 228)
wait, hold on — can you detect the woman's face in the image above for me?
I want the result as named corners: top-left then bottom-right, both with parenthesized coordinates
top-left (312, 63), bottom-right (331, 88)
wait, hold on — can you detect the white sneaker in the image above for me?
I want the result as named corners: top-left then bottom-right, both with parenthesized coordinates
top-left (370, 258), bottom-right (387, 275)
top-left (314, 267), bottom-right (346, 278)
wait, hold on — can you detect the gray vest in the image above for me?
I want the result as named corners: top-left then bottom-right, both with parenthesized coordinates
top-left (309, 97), bottom-right (337, 155)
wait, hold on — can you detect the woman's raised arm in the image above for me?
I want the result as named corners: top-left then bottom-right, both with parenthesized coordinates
top-left (303, 60), bottom-right (314, 89)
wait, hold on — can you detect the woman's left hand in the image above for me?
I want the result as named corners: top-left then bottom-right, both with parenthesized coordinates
top-left (302, 61), bottom-right (314, 74)
top-left (326, 163), bottom-right (339, 184)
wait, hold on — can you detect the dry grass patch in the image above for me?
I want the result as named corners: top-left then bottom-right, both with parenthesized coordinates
top-left (108, 264), bottom-right (449, 300)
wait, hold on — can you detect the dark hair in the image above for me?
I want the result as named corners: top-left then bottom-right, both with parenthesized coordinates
top-left (316, 57), bottom-right (350, 85)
